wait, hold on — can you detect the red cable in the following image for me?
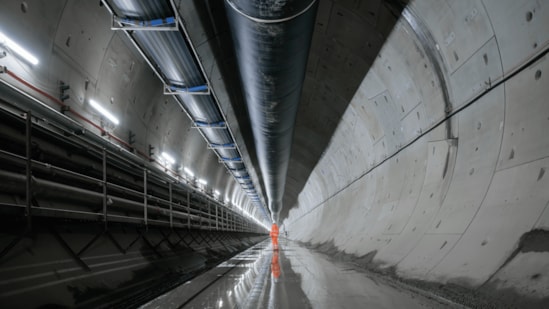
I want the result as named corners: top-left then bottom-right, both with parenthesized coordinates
top-left (5, 69), bottom-right (154, 162)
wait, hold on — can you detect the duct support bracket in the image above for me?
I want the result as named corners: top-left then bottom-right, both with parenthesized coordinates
top-left (208, 142), bottom-right (236, 150)
top-left (219, 156), bottom-right (242, 163)
top-left (164, 84), bottom-right (210, 95)
top-left (192, 121), bottom-right (226, 129)
top-left (111, 15), bottom-right (179, 31)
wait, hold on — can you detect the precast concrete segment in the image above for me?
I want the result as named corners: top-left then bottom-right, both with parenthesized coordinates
top-left (225, 0), bottom-right (318, 223)
top-left (285, 0), bottom-right (549, 305)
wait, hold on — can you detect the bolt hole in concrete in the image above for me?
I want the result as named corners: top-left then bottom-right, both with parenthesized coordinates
top-left (526, 11), bottom-right (533, 22)
top-left (440, 240), bottom-right (447, 249)
top-left (20, 1), bottom-right (28, 13)
top-left (538, 168), bottom-right (545, 181)
top-left (535, 70), bottom-right (542, 80)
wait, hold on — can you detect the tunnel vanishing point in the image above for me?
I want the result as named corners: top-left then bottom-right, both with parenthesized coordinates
top-left (0, 0), bottom-right (548, 308)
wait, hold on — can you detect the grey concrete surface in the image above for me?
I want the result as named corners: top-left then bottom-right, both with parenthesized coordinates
top-left (0, 0), bottom-right (548, 307)
top-left (283, 0), bottom-right (549, 306)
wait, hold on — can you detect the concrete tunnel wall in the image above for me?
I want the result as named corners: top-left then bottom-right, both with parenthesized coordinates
top-left (284, 0), bottom-right (549, 300)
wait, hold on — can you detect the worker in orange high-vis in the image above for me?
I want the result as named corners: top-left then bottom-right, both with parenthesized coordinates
top-left (271, 249), bottom-right (280, 280)
top-left (270, 223), bottom-right (279, 250)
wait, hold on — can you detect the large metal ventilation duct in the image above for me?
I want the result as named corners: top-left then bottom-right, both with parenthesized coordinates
top-left (225, 0), bottom-right (318, 223)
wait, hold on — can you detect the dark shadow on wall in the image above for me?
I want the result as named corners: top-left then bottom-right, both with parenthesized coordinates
top-left (280, 0), bottom-right (409, 220)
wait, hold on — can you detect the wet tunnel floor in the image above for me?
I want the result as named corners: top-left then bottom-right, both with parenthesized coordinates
top-left (141, 239), bottom-right (456, 308)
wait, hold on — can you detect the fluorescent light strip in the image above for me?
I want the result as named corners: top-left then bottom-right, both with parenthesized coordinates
top-left (0, 32), bottom-right (39, 65)
top-left (198, 178), bottom-right (207, 185)
top-left (183, 167), bottom-right (194, 177)
top-left (89, 99), bottom-right (119, 125)
top-left (161, 152), bottom-right (175, 165)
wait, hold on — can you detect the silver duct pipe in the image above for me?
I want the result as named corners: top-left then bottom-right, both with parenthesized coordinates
top-left (225, 0), bottom-right (318, 223)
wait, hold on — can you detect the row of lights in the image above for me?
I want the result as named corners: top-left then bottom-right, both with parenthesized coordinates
top-left (0, 32), bottom-right (123, 128)
top-left (160, 152), bottom-right (221, 196)
top-left (0, 32), bottom-right (268, 229)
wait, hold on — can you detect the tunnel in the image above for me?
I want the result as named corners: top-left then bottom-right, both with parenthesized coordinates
top-left (0, 0), bottom-right (548, 308)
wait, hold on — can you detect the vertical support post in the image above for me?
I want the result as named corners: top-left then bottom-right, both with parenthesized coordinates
top-left (169, 182), bottom-right (173, 229)
top-left (143, 169), bottom-right (148, 228)
top-left (208, 200), bottom-right (211, 230)
top-left (199, 200), bottom-right (203, 228)
top-left (215, 203), bottom-right (218, 230)
top-left (186, 191), bottom-right (190, 229)
top-left (221, 207), bottom-right (224, 230)
top-left (25, 111), bottom-right (32, 229)
top-left (102, 148), bottom-right (107, 228)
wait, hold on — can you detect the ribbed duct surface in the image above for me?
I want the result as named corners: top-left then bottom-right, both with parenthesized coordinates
top-left (225, 0), bottom-right (318, 222)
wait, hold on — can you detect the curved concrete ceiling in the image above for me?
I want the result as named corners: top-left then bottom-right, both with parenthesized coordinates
top-left (0, 0), bottom-right (548, 304)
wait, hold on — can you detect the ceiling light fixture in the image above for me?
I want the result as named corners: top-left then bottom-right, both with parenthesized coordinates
top-left (198, 178), bottom-right (207, 185)
top-left (0, 32), bottom-right (39, 65)
top-left (89, 99), bottom-right (119, 125)
top-left (183, 167), bottom-right (194, 177)
top-left (161, 152), bottom-right (175, 165)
